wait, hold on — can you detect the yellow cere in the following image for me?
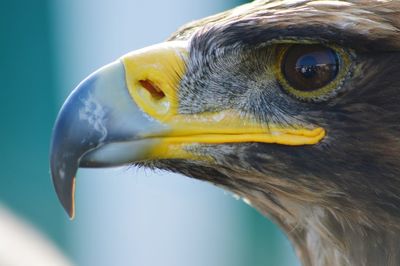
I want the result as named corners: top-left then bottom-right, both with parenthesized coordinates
top-left (122, 41), bottom-right (187, 119)
top-left (121, 41), bottom-right (326, 161)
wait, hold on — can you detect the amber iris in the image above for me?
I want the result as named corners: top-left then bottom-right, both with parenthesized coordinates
top-left (282, 45), bottom-right (339, 92)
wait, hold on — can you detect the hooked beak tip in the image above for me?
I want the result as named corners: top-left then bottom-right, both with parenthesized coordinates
top-left (68, 178), bottom-right (76, 219)
top-left (50, 160), bottom-right (77, 219)
top-left (56, 179), bottom-right (75, 219)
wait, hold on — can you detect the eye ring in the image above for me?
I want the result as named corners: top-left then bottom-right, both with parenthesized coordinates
top-left (275, 44), bottom-right (352, 102)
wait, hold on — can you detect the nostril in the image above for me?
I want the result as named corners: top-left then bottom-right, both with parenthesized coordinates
top-left (139, 79), bottom-right (165, 100)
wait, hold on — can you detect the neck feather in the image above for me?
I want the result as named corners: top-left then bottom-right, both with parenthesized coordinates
top-left (245, 194), bottom-right (400, 266)
top-left (288, 212), bottom-right (400, 266)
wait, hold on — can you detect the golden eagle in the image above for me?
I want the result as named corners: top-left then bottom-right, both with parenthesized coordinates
top-left (50, 1), bottom-right (400, 265)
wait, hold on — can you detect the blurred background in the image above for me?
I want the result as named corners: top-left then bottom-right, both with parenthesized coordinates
top-left (0, 0), bottom-right (299, 265)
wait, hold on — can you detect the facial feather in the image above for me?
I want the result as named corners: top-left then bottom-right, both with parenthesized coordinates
top-left (153, 1), bottom-right (400, 265)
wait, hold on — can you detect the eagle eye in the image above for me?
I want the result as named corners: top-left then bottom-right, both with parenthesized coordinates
top-left (276, 44), bottom-right (351, 101)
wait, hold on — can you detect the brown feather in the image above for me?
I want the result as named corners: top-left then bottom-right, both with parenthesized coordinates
top-left (151, 1), bottom-right (400, 265)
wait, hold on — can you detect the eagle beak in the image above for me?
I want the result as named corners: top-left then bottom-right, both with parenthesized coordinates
top-left (50, 42), bottom-right (187, 218)
top-left (51, 41), bottom-right (325, 218)
top-left (50, 60), bottom-right (166, 218)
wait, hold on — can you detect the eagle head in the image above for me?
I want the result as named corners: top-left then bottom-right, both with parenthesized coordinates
top-left (50, 1), bottom-right (400, 265)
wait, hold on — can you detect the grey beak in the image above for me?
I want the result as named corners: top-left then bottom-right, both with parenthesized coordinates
top-left (50, 61), bottom-right (168, 218)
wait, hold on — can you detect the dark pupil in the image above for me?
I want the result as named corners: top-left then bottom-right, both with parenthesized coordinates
top-left (282, 45), bottom-right (339, 92)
